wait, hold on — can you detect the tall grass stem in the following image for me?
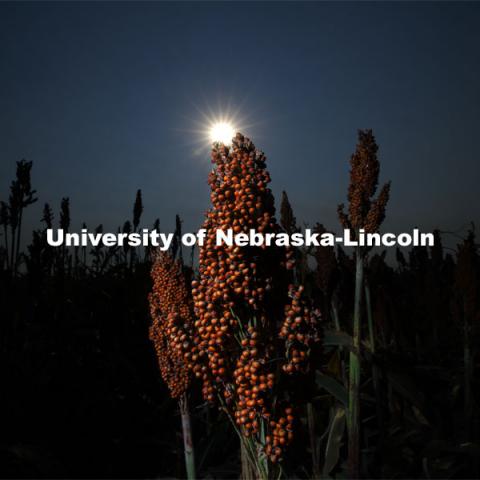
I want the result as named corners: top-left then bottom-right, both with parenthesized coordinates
top-left (179, 393), bottom-right (196, 480)
top-left (348, 249), bottom-right (363, 478)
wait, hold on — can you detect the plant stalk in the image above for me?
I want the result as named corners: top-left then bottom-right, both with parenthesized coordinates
top-left (347, 249), bottom-right (363, 479)
top-left (331, 295), bottom-right (347, 384)
top-left (365, 280), bottom-right (384, 442)
top-left (14, 208), bottom-right (23, 275)
top-left (241, 440), bottom-right (256, 480)
top-left (179, 393), bottom-right (196, 480)
top-left (10, 225), bottom-right (16, 273)
top-left (364, 281), bottom-right (374, 356)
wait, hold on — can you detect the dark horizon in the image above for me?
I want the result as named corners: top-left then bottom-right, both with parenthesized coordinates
top-left (1, 2), bottom-right (479, 244)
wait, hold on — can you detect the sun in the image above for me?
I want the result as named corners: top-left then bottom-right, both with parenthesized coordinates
top-left (209, 122), bottom-right (236, 145)
top-left (183, 102), bottom-right (254, 158)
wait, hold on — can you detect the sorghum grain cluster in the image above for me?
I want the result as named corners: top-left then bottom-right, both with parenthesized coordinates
top-left (280, 285), bottom-right (321, 374)
top-left (338, 129), bottom-right (390, 234)
top-left (192, 133), bottom-right (320, 463)
top-left (149, 251), bottom-right (198, 398)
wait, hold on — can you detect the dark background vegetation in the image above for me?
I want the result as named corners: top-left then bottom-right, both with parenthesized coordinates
top-left (0, 159), bottom-right (479, 478)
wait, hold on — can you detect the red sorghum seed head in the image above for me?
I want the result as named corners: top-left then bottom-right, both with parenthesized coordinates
top-left (192, 133), bottom-right (321, 463)
top-left (338, 129), bottom-right (390, 235)
top-left (149, 251), bottom-right (198, 398)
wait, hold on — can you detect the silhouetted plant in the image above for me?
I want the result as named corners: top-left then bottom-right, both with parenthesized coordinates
top-left (59, 198), bottom-right (71, 272)
top-left (122, 220), bottom-right (132, 266)
top-left (91, 224), bottom-right (104, 273)
top-left (280, 191), bottom-right (297, 235)
top-left (42, 203), bottom-right (54, 230)
top-left (130, 189), bottom-right (143, 269)
top-left (133, 189), bottom-right (143, 232)
top-left (7, 160), bottom-right (38, 274)
top-left (337, 130), bottom-right (390, 478)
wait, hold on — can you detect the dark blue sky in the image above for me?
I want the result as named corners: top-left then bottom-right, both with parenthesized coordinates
top-left (1, 2), bottom-right (479, 241)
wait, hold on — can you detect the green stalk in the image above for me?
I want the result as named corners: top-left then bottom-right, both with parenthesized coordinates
top-left (365, 280), bottom-right (383, 441)
top-left (179, 393), bottom-right (196, 480)
top-left (216, 390), bottom-right (269, 480)
top-left (331, 296), bottom-right (347, 384)
top-left (347, 248), bottom-right (363, 479)
top-left (241, 440), bottom-right (256, 480)
top-left (364, 281), bottom-right (374, 356)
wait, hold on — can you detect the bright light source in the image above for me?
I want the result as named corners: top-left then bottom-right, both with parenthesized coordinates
top-left (209, 122), bottom-right (236, 145)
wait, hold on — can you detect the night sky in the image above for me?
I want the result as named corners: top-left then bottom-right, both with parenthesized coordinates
top-left (1, 2), bottom-right (479, 243)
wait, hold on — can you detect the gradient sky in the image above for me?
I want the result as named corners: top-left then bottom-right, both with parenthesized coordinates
top-left (1, 2), bottom-right (479, 245)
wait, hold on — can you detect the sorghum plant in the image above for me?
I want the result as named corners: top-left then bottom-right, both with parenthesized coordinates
top-left (192, 133), bottom-right (320, 478)
top-left (131, 189), bottom-right (143, 269)
top-left (337, 130), bottom-right (390, 237)
top-left (42, 203), bottom-right (54, 230)
top-left (59, 197), bottom-right (70, 273)
top-left (7, 160), bottom-right (37, 274)
top-left (280, 191), bottom-right (297, 235)
top-left (337, 129), bottom-right (390, 478)
top-left (313, 223), bottom-right (338, 321)
top-left (149, 251), bottom-right (198, 479)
